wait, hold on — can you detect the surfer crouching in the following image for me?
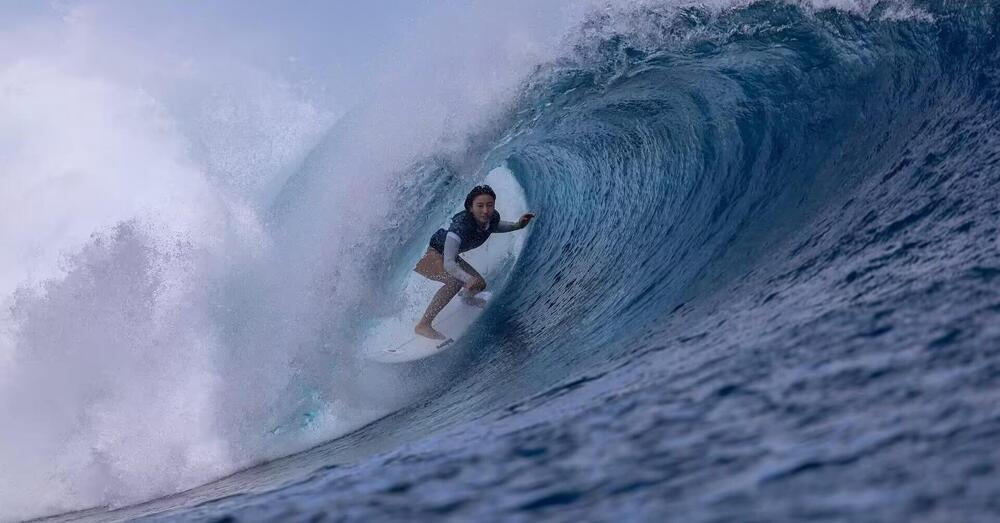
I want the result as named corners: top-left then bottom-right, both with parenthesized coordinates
top-left (413, 185), bottom-right (534, 340)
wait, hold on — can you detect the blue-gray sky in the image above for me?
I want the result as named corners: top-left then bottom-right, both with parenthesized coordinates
top-left (1, 1), bottom-right (587, 110)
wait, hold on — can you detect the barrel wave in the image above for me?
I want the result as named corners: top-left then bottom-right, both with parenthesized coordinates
top-left (13, 1), bottom-right (1000, 521)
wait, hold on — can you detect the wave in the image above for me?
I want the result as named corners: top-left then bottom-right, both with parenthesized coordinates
top-left (420, 0), bottom-right (1000, 391)
top-left (239, 1), bottom-right (999, 520)
top-left (6, 0), bottom-right (1000, 520)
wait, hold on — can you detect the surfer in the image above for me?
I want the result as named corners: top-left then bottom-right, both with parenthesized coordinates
top-left (413, 185), bottom-right (535, 340)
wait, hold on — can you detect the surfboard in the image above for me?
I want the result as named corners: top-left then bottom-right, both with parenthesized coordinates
top-left (362, 291), bottom-right (492, 363)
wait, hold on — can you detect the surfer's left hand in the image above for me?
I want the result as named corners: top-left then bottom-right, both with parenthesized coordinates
top-left (518, 212), bottom-right (536, 228)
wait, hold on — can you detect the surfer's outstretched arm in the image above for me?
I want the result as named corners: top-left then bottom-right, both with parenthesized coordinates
top-left (495, 221), bottom-right (520, 232)
top-left (494, 212), bottom-right (536, 233)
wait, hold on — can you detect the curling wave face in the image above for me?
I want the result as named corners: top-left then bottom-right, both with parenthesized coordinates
top-left (164, 1), bottom-right (1000, 520)
top-left (459, 0), bottom-right (1000, 392)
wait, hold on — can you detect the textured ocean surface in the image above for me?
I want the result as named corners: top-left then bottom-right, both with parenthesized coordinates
top-left (39, 0), bottom-right (1000, 521)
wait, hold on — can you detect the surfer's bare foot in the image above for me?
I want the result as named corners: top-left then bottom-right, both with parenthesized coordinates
top-left (415, 323), bottom-right (446, 340)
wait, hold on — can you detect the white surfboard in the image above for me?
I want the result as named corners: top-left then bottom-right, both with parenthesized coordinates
top-left (362, 291), bottom-right (492, 363)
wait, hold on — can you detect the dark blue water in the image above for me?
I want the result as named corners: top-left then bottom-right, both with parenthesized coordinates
top-left (62, 1), bottom-right (1000, 521)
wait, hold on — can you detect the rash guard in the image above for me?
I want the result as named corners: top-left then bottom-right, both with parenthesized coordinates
top-left (429, 210), bottom-right (521, 284)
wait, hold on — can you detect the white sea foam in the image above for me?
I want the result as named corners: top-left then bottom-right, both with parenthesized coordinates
top-left (0, 2), bottom-right (571, 521)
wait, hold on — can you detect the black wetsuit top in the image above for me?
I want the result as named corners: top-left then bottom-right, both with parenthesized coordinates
top-left (429, 210), bottom-right (501, 254)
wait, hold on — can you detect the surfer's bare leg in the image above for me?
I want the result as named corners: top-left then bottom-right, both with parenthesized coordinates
top-left (415, 279), bottom-right (463, 339)
top-left (414, 249), bottom-right (457, 338)
top-left (413, 248), bottom-right (488, 338)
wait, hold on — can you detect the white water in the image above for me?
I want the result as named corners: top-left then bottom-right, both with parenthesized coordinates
top-left (0, 2), bottom-right (574, 521)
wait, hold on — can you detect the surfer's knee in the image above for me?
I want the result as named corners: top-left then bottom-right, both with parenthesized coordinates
top-left (469, 276), bottom-right (486, 293)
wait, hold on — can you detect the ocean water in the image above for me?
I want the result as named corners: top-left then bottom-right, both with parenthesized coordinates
top-left (4, 0), bottom-right (1000, 522)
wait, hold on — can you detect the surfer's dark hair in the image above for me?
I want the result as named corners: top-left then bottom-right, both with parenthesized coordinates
top-left (464, 185), bottom-right (496, 211)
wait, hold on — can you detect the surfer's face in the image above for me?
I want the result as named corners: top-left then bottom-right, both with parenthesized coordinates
top-left (470, 194), bottom-right (495, 225)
